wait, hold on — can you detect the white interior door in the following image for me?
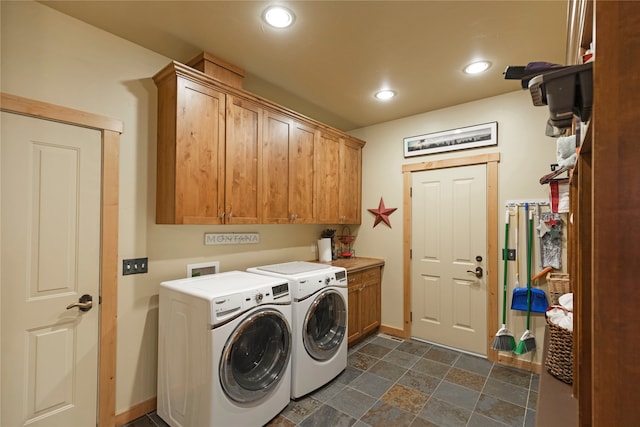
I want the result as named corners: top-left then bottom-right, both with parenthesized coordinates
top-left (411, 164), bottom-right (487, 355)
top-left (1, 112), bottom-right (101, 426)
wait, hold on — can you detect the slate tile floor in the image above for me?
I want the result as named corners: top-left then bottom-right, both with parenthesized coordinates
top-left (127, 334), bottom-right (538, 427)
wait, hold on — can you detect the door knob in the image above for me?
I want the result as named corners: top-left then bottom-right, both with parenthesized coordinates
top-left (66, 294), bottom-right (93, 312)
top-left (466, 267), bottom-right (483, 278)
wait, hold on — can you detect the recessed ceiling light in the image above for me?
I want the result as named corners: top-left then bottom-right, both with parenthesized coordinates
top-left (375, 90), bottom-right (396, 101)
top-left (263, 5), bottom-right (295, 28)
top-left (464, 61), bottom-right (491, 74)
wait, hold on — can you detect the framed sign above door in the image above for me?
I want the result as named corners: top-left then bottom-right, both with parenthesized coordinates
top-left (404, 122), bottom-right (497, 157)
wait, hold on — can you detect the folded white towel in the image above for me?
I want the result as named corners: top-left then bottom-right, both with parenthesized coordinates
top-left (557, 135), bottom-right (577, 168)
top-left (546, 306), bottom-right (573, 331)
top-left (559, 293), bottom-right (573, 311)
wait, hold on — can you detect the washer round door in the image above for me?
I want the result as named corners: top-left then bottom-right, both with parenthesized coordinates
top-left (220, 308), bottom-right (291, 403)
top-left (303, 289), bottom-right (347, 361)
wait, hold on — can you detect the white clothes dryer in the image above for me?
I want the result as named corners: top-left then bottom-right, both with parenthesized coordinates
top-left (247, 261), bottom-right (348, 399)
top-left (157, 271), bottom-right (292, 427)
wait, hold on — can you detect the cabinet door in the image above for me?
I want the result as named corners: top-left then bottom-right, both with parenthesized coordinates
top-left (262, 111), bottom-right (292, 224)
top-left (225, 95), bottom-right (262, 224)
top-left (289, 121), bottom-right (317, 223)
top-left (157, 76), bottom-right (226, 224)
top-left (263, 114), bottom-right (317, 224)
top-left (316, 131), bottom-right (341, 223)
top-left (339, 138), bottom-right (362, 224)
top-left (347, 272), bottom-right (363, 344)
top-left (360, 268), bottom-right (381, 336)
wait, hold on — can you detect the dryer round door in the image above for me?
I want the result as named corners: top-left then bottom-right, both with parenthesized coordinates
top-left (219, 308), bottom-right (291, 403)
top-left (303, 289), bottom-right (347, 361)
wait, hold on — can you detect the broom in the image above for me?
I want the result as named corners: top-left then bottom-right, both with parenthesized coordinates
top-left (515, 205), bottom-right (536, 355)
top-left (492, 209), bottom-right (516, 352)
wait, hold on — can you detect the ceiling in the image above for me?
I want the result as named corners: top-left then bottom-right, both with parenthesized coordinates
top-left (40, 1), bottom-right (569, 131)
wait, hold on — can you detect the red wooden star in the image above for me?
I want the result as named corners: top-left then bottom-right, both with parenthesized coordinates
top-left (368, 197), bottom-right (397, 228)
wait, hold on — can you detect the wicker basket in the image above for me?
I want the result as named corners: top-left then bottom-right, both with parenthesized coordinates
top-left (547, 272), bottom-right (571, 305)
top-left (545, 315), bottom-right (573, 384)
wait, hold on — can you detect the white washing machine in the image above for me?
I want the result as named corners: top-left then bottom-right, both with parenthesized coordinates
top-left (157, 271), bottom-right (292, 427)
top-left (247, 261), bottom-right (348, 399)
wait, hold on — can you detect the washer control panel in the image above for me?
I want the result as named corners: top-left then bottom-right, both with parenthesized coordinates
top-left (211, 281), bottom-right (290, 325)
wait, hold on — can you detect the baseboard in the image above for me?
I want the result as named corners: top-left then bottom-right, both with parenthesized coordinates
top-left (115, 396), bottom-right (156, 427)
top-left (495, 353), bottom-right (542, 374)
top-left (378, 324), bottom-right (408, 339)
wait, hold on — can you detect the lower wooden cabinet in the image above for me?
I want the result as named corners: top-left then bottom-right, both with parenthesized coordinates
top-left (347, 265), bottom-right (382, 346)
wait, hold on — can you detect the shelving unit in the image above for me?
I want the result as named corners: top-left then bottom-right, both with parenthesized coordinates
top-left (559, 1), bottom-right (640, 426)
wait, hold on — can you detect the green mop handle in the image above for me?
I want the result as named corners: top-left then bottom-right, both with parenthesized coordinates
top-left (502, 209), bottom-right (510, 324)
top-left (526, 205), bottom-right (533, 330)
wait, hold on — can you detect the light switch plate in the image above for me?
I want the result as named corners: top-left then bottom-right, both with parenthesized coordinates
top-left (123, 257), bottom-right (148, 275)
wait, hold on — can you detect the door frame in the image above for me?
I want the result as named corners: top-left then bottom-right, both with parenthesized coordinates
top-left (402, 152), bottom-right (500, 361)
top-left (1, 92), bottom-right (122, 426)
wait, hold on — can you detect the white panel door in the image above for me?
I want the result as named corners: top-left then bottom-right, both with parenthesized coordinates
top-left (1, 112), bottom-right (101, 426)
top-left (411, 164), bottom-right (487, 355)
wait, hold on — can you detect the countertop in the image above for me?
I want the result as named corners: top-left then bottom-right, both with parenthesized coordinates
top-left (317, 257), bottom-right (385, 273)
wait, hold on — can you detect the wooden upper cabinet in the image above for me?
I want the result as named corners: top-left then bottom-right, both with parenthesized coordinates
top-left (290, 121), bottom-right (317, 223)
top-left (153, 57), bottom-right (365, 225)
top-left (155, 72), bottom-right (226, 224)
top-left (340, 138), bottom-right (363, 224)
top-left (316, 132), bottom-right (363, 224)
top-left (262, 112), bottom-right (317, 223)
top-left (316, 131), bottom-right (341, 223)
top-left (262, 111), bottom-right (291, 223)
top-left (225, 95), bottom-right (262, 224)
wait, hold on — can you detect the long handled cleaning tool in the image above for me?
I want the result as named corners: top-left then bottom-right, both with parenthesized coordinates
top-left (514, 206), bottom-right (520, 288)
top-left (515, 204), bottom-right (536, 355)
top-left (492, 209), bottom-right (516, 352)
top-left (511, 204), bottom-right (548, 313)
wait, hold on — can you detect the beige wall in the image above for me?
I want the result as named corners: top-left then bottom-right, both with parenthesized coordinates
top-left (2, 0), bottom-right (563, 415)
top-left (350, 91), bottom-right (560, 365)
top-left (1, 1), bottom-right (327, 414)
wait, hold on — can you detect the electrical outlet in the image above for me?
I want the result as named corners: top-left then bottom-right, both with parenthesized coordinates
top-left (504, 249), bottom-right (517, 261)
top-left (123, 257), bottom-right (148, 275)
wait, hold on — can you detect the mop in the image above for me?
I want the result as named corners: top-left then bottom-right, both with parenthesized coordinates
top-left (492, 208), bottom-right (516, 352)
top-left (514, 205), bottom-right (536, 355)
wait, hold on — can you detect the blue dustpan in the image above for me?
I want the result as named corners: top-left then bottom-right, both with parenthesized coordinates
top-left (511, 287), bottom-right (549, 313)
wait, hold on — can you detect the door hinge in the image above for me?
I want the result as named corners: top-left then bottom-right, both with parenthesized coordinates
top-left (410, 187), bottom-right (412, 197)
top-left (410, 311), bottom-right (413, 322)
top-left (410, 249), bottom-right (412, 259)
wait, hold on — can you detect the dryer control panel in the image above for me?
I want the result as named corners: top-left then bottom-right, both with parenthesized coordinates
top-left (295, 269), bottom-right (348, 299)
